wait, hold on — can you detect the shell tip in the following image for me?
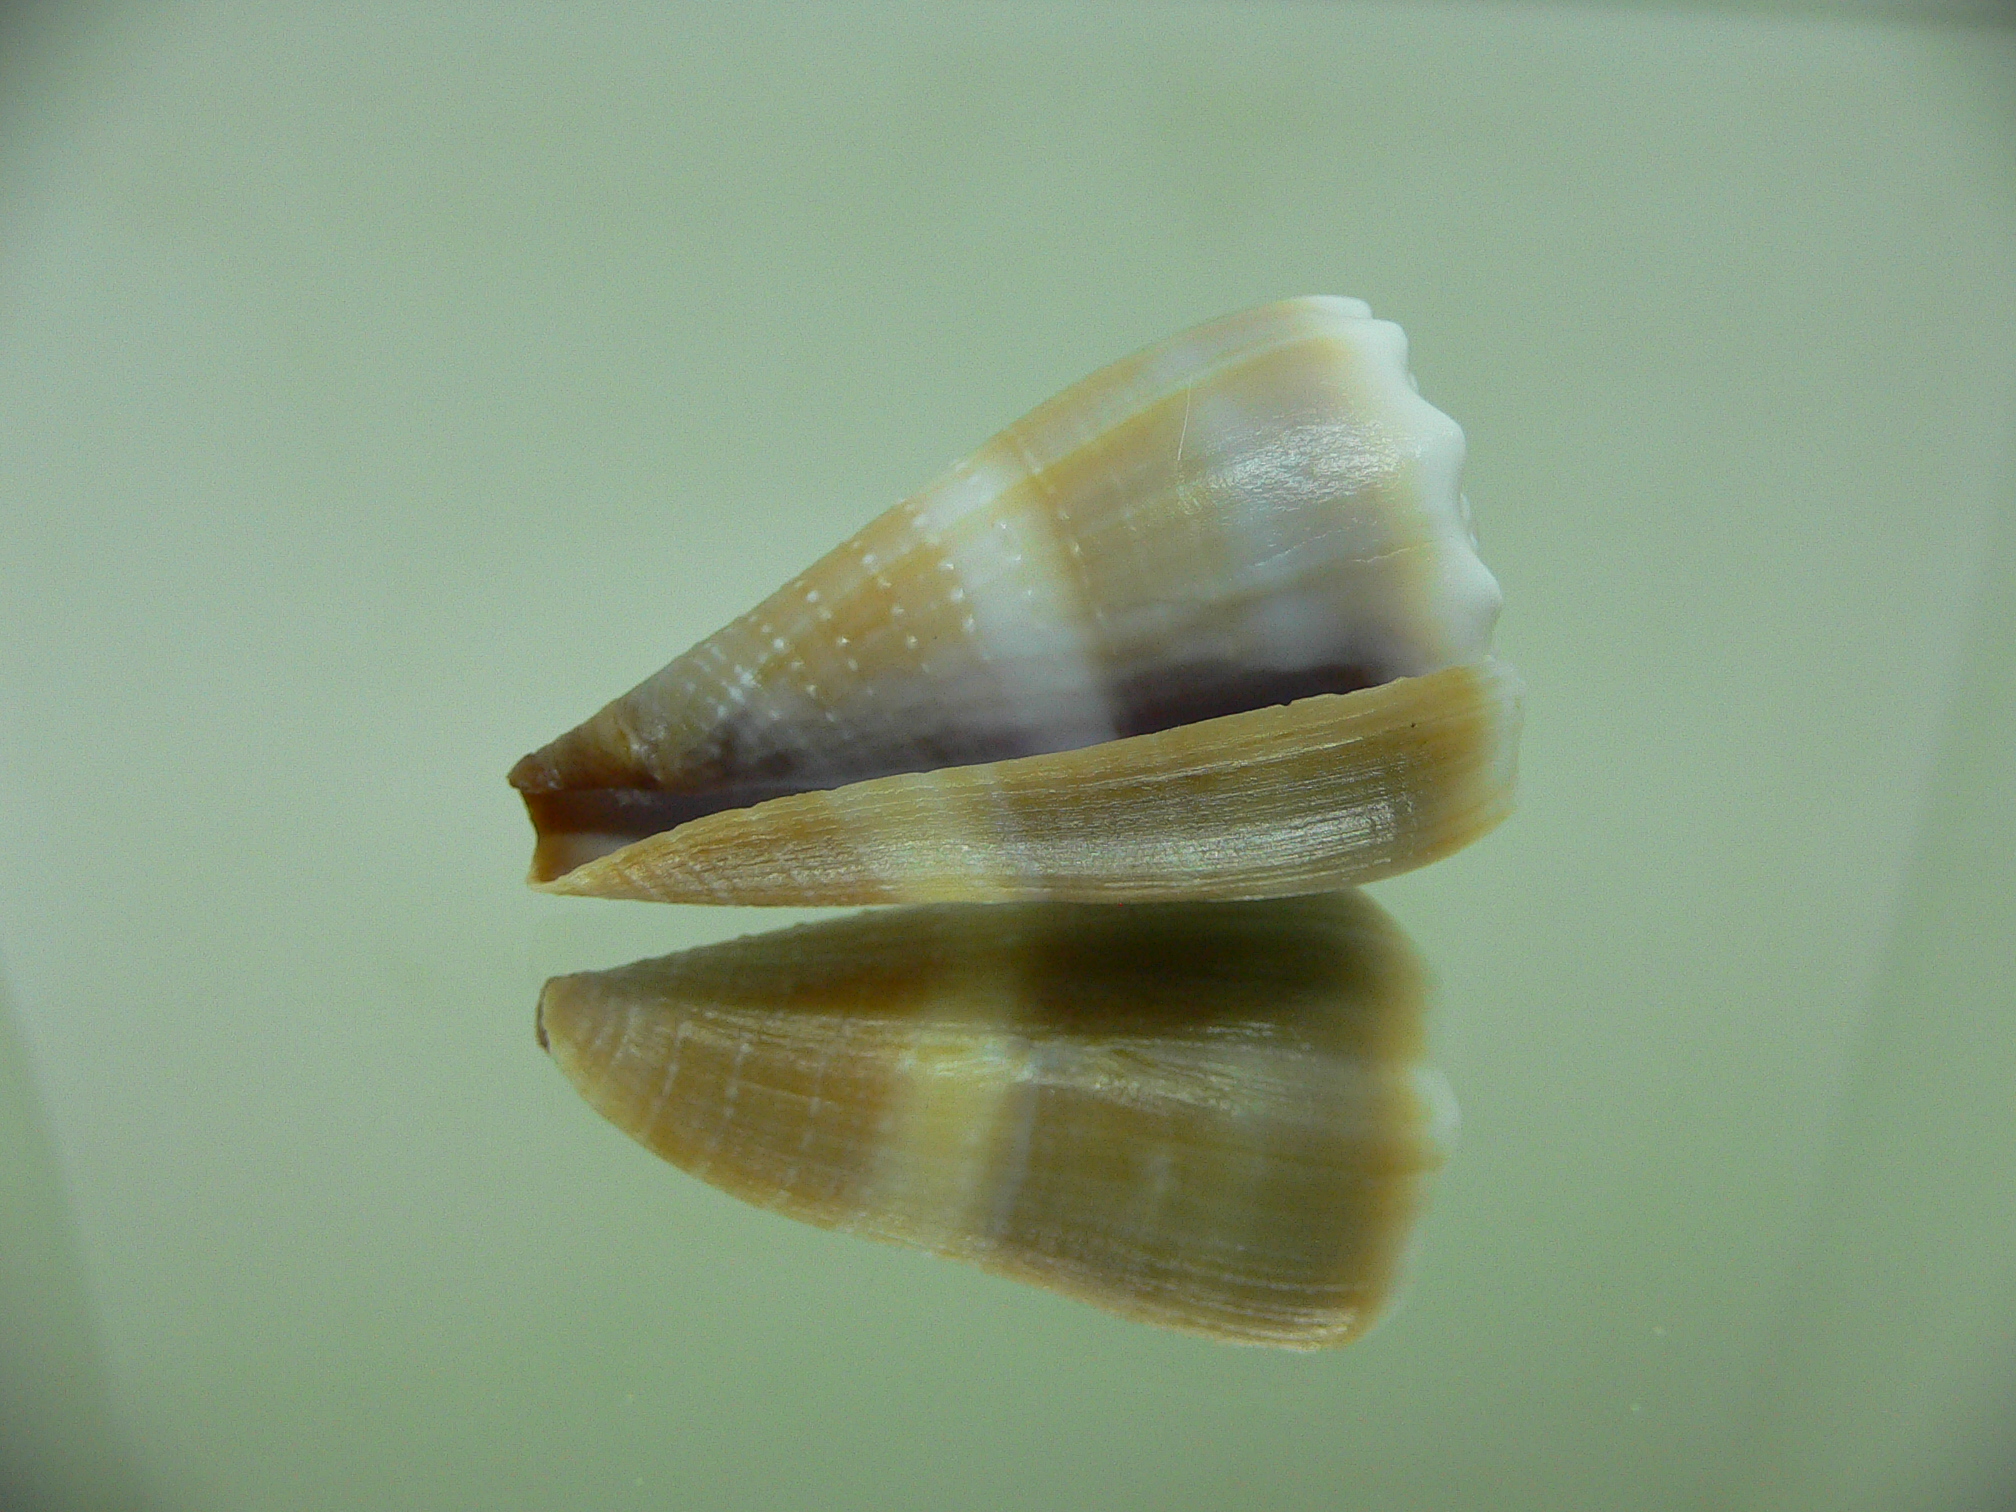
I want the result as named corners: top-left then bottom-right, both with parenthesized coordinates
top-left (507, 750), bottom-right (547, 792)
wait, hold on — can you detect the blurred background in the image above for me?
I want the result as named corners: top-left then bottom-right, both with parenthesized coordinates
top-left (2, 2), bottom-right (2012, 1508)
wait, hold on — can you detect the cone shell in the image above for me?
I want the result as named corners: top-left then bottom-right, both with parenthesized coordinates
top-left (538, 893), bottom-right (1453, 1347)
top-left (513, 296), bottom-right (1518, 904)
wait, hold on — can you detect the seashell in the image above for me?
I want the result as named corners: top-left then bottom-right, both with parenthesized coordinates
top-left (537, 892), bottom-right (1454, 1347)
top-left (512, 296), bottom-right (1519, 904)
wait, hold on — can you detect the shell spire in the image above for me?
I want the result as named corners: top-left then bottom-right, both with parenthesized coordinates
top-left (513, 297), bottom-right (1518, 904)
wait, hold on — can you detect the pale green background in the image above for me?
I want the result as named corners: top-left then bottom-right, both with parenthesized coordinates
top-left (2, 3), bottom-right (2013, 1509)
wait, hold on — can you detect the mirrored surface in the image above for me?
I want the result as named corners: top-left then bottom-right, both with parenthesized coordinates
top-left (538, 895), bottom-right (1450, 1349)
top-left (2, 3), bottom-right (2012, 1509)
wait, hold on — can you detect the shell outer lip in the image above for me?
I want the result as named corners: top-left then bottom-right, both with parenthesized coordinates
top-left (530, 659), bottom-right (1522, 906)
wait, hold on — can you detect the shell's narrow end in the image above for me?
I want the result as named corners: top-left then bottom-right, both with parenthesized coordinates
top-left (514, 760), bottom-right (830, 881)
top-left (517, 791), bottom-right (657, 884)
top-left (532, 974), bottom-right (591, 1054)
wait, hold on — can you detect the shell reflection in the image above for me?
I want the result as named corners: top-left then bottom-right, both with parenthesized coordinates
top-left (539, 891), bottom-right (1453, 1347)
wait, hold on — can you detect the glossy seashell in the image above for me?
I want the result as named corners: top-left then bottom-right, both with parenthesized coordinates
top-left (537, 892), bottom-right (1453, 1347)
top-left (513, 296), bottom-right (1519, 904)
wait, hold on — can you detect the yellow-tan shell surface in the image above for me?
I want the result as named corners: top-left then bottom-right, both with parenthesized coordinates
top-left (512, 297), bottom-right (1519, 905)
top-left (538, 892), bottom-right (1454, 1348)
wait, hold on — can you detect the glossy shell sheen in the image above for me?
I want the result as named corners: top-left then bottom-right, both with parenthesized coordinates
top-left (538, 893), bottom-right (1454, 1347)
top-left (512, 297), bottom-right (1519, 904)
